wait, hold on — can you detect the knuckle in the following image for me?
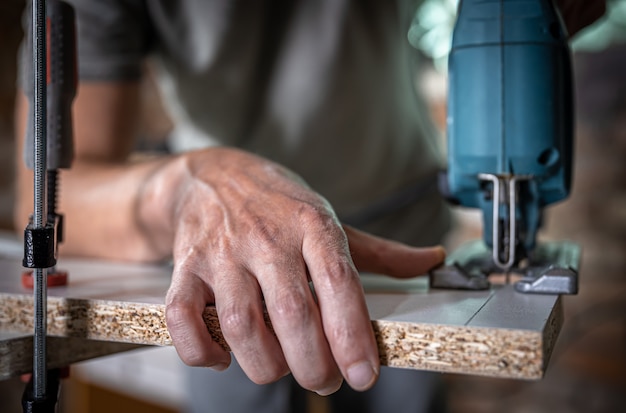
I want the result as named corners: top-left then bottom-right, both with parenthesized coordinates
top-left (272, 288), bottom-right (312, 327)
top-left (172, 247), bottom-right (204, 278)
top-left (298, 203), bottom-right (336, 230)
top-left (165, 300), bottom-right (194, 330)
top-left (326, 322), bottom-right (359, 347)
top-left (317, 257), bottom-right (358, 290)
top-left (297, 205), bottom-right (353, 266)
top-left (218, 304), bottom-right (258, 342)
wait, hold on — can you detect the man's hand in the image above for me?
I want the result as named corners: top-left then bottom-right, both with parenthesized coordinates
top-left (152, 148), bottom-right (444, 395)
top-left (556, 0), bottom-right (606, 36)
top-left (16, 84), bottom-right (443, 395)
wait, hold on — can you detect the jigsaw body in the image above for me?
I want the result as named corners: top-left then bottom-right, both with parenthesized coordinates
top-left (433, 0), bottom-right (580, 294)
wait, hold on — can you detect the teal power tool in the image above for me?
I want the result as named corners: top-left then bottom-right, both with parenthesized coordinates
top-left (430, 0), bottom-right (579, 295)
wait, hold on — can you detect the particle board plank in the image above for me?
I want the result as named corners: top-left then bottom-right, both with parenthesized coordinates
top-left (0, 234), bottom-right (562, 380)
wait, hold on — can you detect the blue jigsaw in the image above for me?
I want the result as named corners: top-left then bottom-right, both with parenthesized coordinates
top-left (431, 0), bottom-right (580, 294)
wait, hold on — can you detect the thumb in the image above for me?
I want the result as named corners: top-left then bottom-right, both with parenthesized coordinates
top-left (343, 225), bottom-right (446, 279)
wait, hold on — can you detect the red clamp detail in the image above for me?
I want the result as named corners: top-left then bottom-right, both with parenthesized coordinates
top-left (21, 270), bottom-right (68, 289)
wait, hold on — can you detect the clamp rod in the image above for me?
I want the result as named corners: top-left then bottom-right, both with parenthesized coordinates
top-left (31, 0), bottom-right (48, 401)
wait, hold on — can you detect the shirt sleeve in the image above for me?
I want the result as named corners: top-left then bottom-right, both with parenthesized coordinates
top-left (19, 0), bottom-right (153, 88)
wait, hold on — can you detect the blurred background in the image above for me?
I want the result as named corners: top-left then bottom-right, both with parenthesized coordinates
top-left (1, 0), bottom-right (625, 412)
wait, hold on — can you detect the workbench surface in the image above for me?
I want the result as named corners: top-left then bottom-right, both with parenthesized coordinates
top-left (0, 234), bottom-right (562, 381)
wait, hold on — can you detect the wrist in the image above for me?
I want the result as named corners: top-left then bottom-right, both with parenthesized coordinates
top-left (136, 154), bottom-right (188, 260)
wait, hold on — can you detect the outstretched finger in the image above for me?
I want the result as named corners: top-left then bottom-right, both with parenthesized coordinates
top-left (343, 225), bottom-right (445, 278)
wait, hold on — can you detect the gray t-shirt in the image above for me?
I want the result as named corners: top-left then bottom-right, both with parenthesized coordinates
top-left (21, 0), bottom-right (449, 245)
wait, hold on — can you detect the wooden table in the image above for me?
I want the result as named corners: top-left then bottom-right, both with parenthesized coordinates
top-left (0, 234), bottom-right (563, 381)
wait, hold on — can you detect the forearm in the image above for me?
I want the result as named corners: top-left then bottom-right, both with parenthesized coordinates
top-left (13, 80), bottom-right (181, 262)
top-left (15, 153), bottom-right (184, 262)
top-left (62, 156), bottom-right (179, 261)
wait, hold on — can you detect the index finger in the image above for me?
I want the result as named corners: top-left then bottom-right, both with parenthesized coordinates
top-left (343, 225), bottom-right (446, 278)
top-left (301, 217), bottom-right (380, 392)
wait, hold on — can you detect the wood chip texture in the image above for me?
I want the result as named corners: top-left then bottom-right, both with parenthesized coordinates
top-left (0, 239), bottom-right (563, 380)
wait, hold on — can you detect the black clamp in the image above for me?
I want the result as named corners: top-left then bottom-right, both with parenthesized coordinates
top-left (21, 369), bottom-right (61, 413)
top-left (23, 224), bottom-right (57, 269)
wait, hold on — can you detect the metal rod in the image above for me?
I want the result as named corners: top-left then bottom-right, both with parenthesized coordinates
top-left (507, 176), bottom-right (519, 270)
top-left (32, 0), bottom-right (48, 400)
top-left (33, 268), bottom-right (47, 399)
top-left (479, 173), bottom-right (533, 273)
top-left (479, 173), bottom-right (516, 272)
top-left (479, 174), bottom-right (506, 269)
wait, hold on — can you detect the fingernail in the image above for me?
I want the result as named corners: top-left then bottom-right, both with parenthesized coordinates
top-left (434, 245), bottom-right (447, 260)
top-left (316, 379), bottom-right (343, 396)
top-left (209, 362), bottom-right (229, 371)
top-left (426, 246), bottom-right (447, 272)
top-left (346, 361), bottom-right (377, 391)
